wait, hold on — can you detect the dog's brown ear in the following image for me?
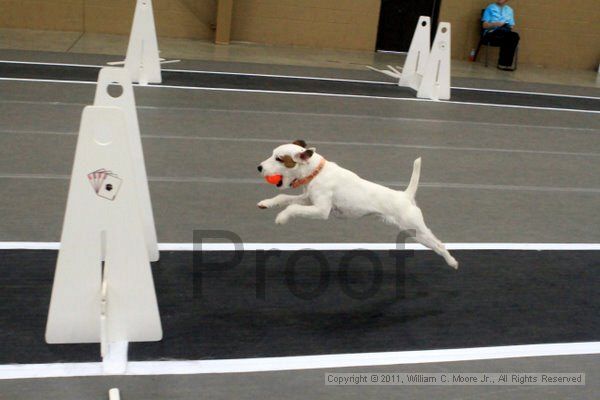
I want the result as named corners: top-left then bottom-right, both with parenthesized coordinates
top-left (292, 139), bottom-right (307, 148)
top-left (299, 149), bottom-right (314, 161)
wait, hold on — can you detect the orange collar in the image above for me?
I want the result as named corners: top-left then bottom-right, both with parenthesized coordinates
top-left (291, 158), bottom-right (326, 189)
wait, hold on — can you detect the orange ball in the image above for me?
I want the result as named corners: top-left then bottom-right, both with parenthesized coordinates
top-left (265, 174), bottom-right (283, 185)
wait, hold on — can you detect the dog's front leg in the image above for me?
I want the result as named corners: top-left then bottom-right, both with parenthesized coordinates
top-left (258, 193), bottom-right (309, 209)
top-left (275, 194), bottom-right (332, 225)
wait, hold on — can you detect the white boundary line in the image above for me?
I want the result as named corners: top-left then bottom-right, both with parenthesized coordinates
top-left (2, 59), bottom-right (599, 100)
top-left (1, 76), bottom-right (599, 114)
top-left (2, 173), bottom-right (600, 194)
top-left (451, 86), bottom-right (600, 100)
top-left (0, 59), bottom-right (394, 85)
top-left (2, 99), bottom-right (599, 132)
top-left (2, 129), bottom-right (600, 157)
top-left (2, 242), bottom-right (599, 251)
top-left (1, 342), bottom-right (599, 379)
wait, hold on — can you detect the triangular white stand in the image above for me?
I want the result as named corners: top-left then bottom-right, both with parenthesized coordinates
top-left (417, 23), bottom-right (451, 101)
top-left (401, 16), bottom-right (431, 89)
top-left (367, 17), bottom-right (451, 100)
top-left (94, 67), bottom-right (159, 261)
top-left (108, 0), bottom-right (179, 85)
top-left (46, 100), bottom-right (162, 373)
top-left (367, 16), bottom-right (431, 88)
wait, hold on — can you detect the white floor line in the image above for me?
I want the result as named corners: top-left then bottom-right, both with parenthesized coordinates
top-left (2, 173), bottom-right (600, 194)
top-left (451, 86), bottom-right (600, 100)
top-left (1, 77), bottom-right (599, 115)
top-left (0, 77), bottom-right (96, 86)
top-left (3, 129), bottom-right (599, 158)
top-left (0, 59), bottom-right (395, 85)
top-left (1, 342), bottom-right (598, 379)
top-left (2, 99), bottom-right (598, 133)
top-left (2, 59), bottom-right (599, 100)
top-left (143, 135), bottom-right (600, 158)
top-left (0, 59), bottom-right (103, 69)
top-left (1, 242), bottom-right (599, 251)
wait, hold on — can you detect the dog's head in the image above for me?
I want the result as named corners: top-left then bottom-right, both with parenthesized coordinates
top-left (258, 140), bottom-right (317, 189)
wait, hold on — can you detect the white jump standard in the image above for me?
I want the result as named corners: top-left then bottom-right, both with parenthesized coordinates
top-left (108, 0), bottom-right (179, 85)
top-left (368, 16), bottom-right (451, 100)
top-left (46, 67), bottom-right (163, 398)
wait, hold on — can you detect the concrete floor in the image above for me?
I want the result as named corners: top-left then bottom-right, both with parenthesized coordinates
top-left (0, 45), bottom-right (598, 399)
top-left (0, 55), bottom-right (598, 243)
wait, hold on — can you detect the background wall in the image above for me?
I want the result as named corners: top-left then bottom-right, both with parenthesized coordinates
top-left (0, 0), bottom-right (598, 69)
top-left (230, 0), bottom-right (380, 51)
top-left (0, 0), bottom-right (217, 40)
top-left (440, 0), bottom-right (600, 69)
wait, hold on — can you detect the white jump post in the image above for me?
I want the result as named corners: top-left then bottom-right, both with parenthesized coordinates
top-left (366, 16), bottom-right (431, 87)
top-left (94, 67), bottom-right (159, 261)
top-left (367, 16), bottom-right (451, 100)
top-left (45, 68), bottom-right (163, 398)
top-left (400, 16), bottom-right (432, 90)
top-left (109, 0), bottom-right (179, 85)
top-left (417, 22), bottom-right (451, 101)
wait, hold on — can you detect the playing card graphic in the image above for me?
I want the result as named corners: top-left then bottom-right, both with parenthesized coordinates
top-left (87, 169), bottom-right (123, 201)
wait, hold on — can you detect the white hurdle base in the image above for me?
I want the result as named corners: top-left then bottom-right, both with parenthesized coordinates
top-left (103, 341), bottom-right (129, 374)
top-left (109, 388), bottom-right (121, 400)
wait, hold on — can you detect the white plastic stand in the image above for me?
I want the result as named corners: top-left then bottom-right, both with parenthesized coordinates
top-left (417, 23), bottom-right (451, 101)
top-left (108, 0), bottom-right (179, 85)
top-left (367, 17), bottom-right (451, 100)
top-left (45, 71), bottom-right (163, 374)
top-left (401, 16), bottom-right (432, 90)
top-left (94, 67), bottom-right (159, 261)
top-left (367, 16), bottom-right (431, 88)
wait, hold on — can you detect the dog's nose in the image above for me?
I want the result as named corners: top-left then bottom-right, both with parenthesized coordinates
top-left (257, 165), bottom-right (263, 172)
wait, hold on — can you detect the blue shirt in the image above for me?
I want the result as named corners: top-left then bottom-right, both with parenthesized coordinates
top-left (482, 3), bottom-right (515, 32)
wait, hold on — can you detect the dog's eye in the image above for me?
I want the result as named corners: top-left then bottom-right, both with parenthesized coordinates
top-left (275, 157), bottom-right (283, 163)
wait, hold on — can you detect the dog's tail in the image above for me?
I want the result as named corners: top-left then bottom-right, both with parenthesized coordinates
top-left (405, 157), bottom-right (421, 200)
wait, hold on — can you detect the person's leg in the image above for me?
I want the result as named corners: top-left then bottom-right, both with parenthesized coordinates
top-left (498, 31), bottom-right (520, 69)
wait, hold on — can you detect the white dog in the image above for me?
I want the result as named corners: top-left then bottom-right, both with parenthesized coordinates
top-left (257, 140), bottom-right (458, 269)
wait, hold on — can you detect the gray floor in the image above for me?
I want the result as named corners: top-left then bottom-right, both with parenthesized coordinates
top-left (0, 51), bottom-right (598, 399)
top-left (0, 75), bottom-right (599, 243)
top-left (1, 355), bottom-right (598, 400)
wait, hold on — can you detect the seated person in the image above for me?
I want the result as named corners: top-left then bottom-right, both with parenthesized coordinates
top-left (482, 0), bottom-right (520, 70)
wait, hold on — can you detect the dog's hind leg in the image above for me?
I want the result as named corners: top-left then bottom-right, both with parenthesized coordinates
top-left (402, 206), bottom-right (458, 269)
top-left (414, 229), bottom-right (458, 269)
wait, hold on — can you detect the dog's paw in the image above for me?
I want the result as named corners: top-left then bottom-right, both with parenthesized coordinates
top-left (275, 211), bottom-right (290, 225)
top-left (447, 257), bottom-right (459, 270)
top-left (257, 200), bottom-right (271, 209)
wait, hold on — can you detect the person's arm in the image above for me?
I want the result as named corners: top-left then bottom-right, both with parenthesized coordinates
top-left (507, 8), bottom-right (516, 28)
top-left (481, 6), bottom-right (504, 29)
top-left (482, 21), bottom-right (505, 29)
